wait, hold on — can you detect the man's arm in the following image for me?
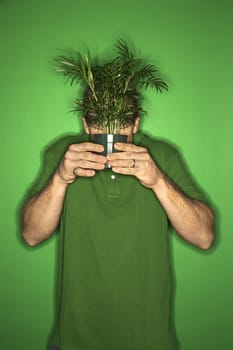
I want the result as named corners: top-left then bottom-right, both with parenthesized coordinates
top-left (22, 174), bottom-right (68, 246)
top-left (22, 142), bottom-right (106, 246)
top-left (151, 173), bottom-right (214, 249)
top-left (107, 143), bottom-right (215, 250)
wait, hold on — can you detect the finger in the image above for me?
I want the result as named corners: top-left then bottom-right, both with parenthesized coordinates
top-left (69, 142), bottom-right (104, 153)
top-left (74, 168), bottom-right (96, 177)
top-left (112, 167), bottom-right (135, 175)
top-left (113, 142), bottom-right (146, 152)
top-left (108, 159), bottom-right (136, 168)
top-left (107, 151), bottom-right (150, 161)
top-left (66, 150), bottom-right (107, 164)
top-left (75, 160), bottom-right (106, 170)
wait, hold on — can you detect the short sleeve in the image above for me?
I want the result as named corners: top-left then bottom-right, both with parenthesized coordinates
top-left (26, 148), bottom-right (61, 199)
top-left (135, 132), bottom-right (206, 202)
top-left (162, 146), bottom-right (207, 203)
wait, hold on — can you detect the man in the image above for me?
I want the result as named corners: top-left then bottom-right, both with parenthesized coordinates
top-left (22, 115), bottom-right (214, 350)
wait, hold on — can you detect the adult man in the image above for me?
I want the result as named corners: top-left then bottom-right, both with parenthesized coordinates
top-left (22, 115), bottom-right (214, 350)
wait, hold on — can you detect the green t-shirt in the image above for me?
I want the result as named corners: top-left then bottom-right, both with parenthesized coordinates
top-left (29, 132), bottom-right (205, 350)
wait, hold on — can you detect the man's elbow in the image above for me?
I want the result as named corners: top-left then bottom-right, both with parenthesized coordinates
top-left (199, 207), bottom-right (215, 250)
top-left (199, 230), bottom-right (215, 250)
top-left (22, 228), bottom-right (42, 247)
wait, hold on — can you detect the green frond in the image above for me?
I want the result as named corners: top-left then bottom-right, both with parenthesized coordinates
top-left (140, 76), bottom-right (168, 92)
top-left (116, 38), bottom-right (134, 60)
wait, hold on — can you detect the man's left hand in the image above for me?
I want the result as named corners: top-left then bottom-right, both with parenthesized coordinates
top-left (106, 142), bottom-right (161, 188)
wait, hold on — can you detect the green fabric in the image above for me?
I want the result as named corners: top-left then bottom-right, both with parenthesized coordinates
top-left (29, 132), bottom-right (205, 350)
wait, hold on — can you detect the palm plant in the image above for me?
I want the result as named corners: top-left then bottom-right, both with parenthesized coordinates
top-left (55, 39), bottom-right (168, 134)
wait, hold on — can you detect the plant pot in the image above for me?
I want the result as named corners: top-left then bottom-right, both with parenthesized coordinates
top-left (92, 134), bottom-right (127, 168)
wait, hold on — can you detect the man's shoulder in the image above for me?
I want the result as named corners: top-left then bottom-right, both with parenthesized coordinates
top-left (135, 131), bottom-right (178, 159)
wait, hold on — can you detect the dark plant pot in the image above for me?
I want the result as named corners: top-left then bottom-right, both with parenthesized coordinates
top-left (92, 134), bottom-right (127, 168)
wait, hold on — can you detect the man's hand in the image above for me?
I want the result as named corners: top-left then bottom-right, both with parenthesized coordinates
top-left (57, 142), bottom-right (107, 183)
top-left (107, 142), bottom-right (161, 188)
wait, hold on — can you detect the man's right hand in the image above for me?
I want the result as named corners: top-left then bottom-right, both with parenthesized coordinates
top-left (56, 142), bottom-right (107, 183)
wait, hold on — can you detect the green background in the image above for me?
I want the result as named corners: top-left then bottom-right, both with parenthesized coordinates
top-left (1, 0), bottom-right (232, 349)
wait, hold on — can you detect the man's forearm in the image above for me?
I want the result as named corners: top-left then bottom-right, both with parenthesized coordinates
top-left (22, 173), bottom-right (69, 246)
top-left (152, 172), bottom-right (215, 249)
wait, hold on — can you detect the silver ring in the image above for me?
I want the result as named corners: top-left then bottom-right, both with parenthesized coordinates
top-left (132, 159), bottom-right (136, 168)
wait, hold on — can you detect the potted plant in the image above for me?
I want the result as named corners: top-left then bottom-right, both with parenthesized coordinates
top-left (55, 39), bottom-right (168, 163)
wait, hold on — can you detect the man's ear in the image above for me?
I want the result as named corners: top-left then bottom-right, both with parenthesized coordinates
top-left (133, 117), bottom-right (140, 134)
top-left (82, 117), bottom-right (90, 134)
